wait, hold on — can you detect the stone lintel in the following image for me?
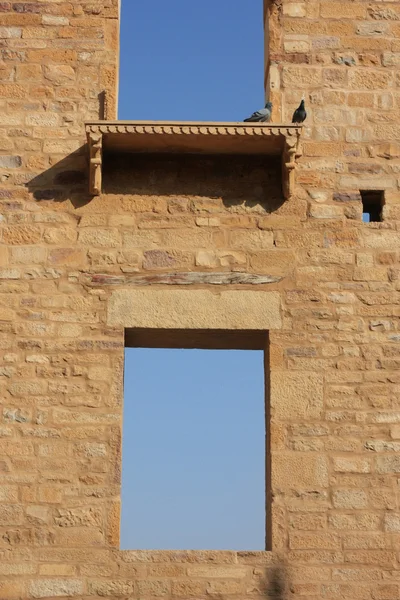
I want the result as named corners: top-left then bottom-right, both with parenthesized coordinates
top-left (107, 289), bottom-right (282, 330)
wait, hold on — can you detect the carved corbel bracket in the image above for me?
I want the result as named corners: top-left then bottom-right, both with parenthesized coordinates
top-left (88, 132), bottom-right (103, 196)
top-left (282, 130), bottom-right (302, 199)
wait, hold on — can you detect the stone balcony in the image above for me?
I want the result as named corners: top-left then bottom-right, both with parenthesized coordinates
top-left (85, 121), bottom-right (302, 199)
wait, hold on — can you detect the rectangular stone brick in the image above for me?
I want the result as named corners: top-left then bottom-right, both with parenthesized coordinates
top-left (332, 490), bottom-right (368, 509)
top-left (320, 2), bottom-right (366, 18)
top-left (271, 371), bottom-right (323, 420)
top-left (290, 533), bottom-right (341, 550)
top-left (332, 457), bottom-right (371, 473)
top-left (29, 579), bottom-right (83, 598)
top-left (273, 453), bottom-right (328, 490)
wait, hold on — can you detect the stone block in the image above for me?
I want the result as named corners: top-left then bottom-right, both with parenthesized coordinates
top-left (186, 566), bottom-right (248, 578)
top-left (29, 579), bottom-right (83, 598)
top-left (290, 532), bottom-right (341, 550)
top-left (54, 507), bottom-right (102, 528)
top-left (42, 14), bottom-right (69, 25)
top-left (371, 586), bottom-right (400, 600)
top-left (0, 155), bottom-right (22, 168)
top-left (39, 564), bottom-right (77, 576)
top-left (26, 505), bottom-right (50, 525)
top-left (376, 457), bottom-right (400, 474)
top-left (0, 26), bottom-right (21, 37)
top-left (271, 371), bottom-right (323, 420)
top-left (227, 229), bottom-right (274, 251)
top-left (272, 453), bottom-right (328, 490)
top-left (88, 580), bottom-right (135, 596)
top-left (0, 563), bottom-right (36, 575)
top-left (329, 513), bottom-right (380, 531)
top-left (333, 457), bottom-right (371, 473)
top-left (43, 64), bottom-right (75, 83)
top-left (136, 580), bottom-right (170, 596)
top-left (284, 39), bottom-right (310, 53)
top-left (26, 113), bottom-right (59, 127)
top-left (10, 246), bottom-right (46, 264)
top-left (309, 204), bottom-right (343, 219)
top-left (349, 69), bottom-right (392, 90)
top-left (333, 490), bottom-right (368, 509)
top-left (0, 503), bottom-right (23, 525)
top-left (282, 3), bottom-right (306, 17)
top-left (217, 250), bottom-right (246, 267)
top-left (282, 66), bottom-right (321, 87)
top-left (48, 248), bottom-right (85, 266)
top-left (143, 249), bottom-right (184, 269)
top-left (289, 513), bottom-right (326, 531)
top-left (3, 225), bottom-right (41, 245)
top-left (195, 250), bottom-right (219, 268)
top-left (78, 228), bottom-right (121, 248)
top-left (320, 2), bottom-right (366, 18)
top-left (107, 289), bottom-right (282, 330)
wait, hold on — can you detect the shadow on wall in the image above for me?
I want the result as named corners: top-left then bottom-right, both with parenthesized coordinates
top-left (104, 152), bottom-right (285, 212)
top-left (211, 565), bottom-right (289, 600)
top-left (27, 147), bottom-right (285, 214)
top-left (26, 92), bottom-right (108, 207)
top-left (26, 146), bottom-right (92, 208)
top-left (266, 565), bottom-right (288, 600)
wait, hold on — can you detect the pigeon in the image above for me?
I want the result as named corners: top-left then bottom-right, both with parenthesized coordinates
top-left (244, 102), bottom-right (272, 123)
top-left (292, 98), bottom-right (307, 124)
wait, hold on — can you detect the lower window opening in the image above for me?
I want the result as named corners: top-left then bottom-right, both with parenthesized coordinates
top-left (121, 329), bottom-right (268, 551)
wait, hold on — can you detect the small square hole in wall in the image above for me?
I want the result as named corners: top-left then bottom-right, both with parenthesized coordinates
top-left (361, 190), bottom-right (384, 223)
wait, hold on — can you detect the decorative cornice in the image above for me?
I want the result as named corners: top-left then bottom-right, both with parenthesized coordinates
top-left (86, 121), bottom-right (301, 138)
top-left (85, 120), bottom-right (302, 198)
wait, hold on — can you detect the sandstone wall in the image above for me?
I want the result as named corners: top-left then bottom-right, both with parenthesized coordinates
top-left (268, 0), bottom-right (400, 214)
top-left (1, 0), bottom-right (400, 599)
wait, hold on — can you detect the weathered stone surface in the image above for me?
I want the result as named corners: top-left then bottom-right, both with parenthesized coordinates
top-left (10, 246), bottom-right (46, 264)
top-left (107, 289), bottom-right (282, 330)
top-left (86, 272), bottom-right (281, 287)
top-left (88, 579), bottom-right (135, 596)
top-left (54, 507), bottom-right (102, 528)
top-left (143, 250), bottom-right (176, 269)
top-left (0, 155), bottom-right (21, 168)
top-left (271, 372), bottom-right (324, 420)
top-left (272, 454), bottom-right (329, 490)
top-left (333, 490), bottom-right (368, 509)
top-left (29, 579), bottom-right (83, 598)
top-left (3, 225), bottom-right (41, 245)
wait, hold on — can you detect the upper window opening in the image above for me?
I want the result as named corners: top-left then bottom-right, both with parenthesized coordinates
top-left (118, 0), bottom-right (264, 121)
top-left (361, 190), bottom-right (384, 223)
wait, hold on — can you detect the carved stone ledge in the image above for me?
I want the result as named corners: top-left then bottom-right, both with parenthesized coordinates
top-left (85, 120), bottom-right (302, 198)
top-left (82, 272), bottom-right (283, 287)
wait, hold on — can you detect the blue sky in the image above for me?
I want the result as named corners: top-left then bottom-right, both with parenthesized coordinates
top-left (122, 349), bottom-right (265, 550)
top-left (119, 0), bottom-right (265, 550)
top-left (119, 0), bottom-right (265, 122)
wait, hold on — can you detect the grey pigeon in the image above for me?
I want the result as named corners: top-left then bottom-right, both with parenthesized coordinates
top-left (292, 99), bottom-right (307, 124)
top-left (244, 101), bottom-right (272, 123)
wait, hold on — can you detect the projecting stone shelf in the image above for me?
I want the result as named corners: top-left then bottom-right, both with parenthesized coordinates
top-left (83, 272), bottom-right (283, 287)
top-left (85, 120), bottom-right (302, 199)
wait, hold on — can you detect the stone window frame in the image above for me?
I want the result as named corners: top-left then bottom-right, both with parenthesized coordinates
top-left (110, 287), bottom-right (283, 551)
